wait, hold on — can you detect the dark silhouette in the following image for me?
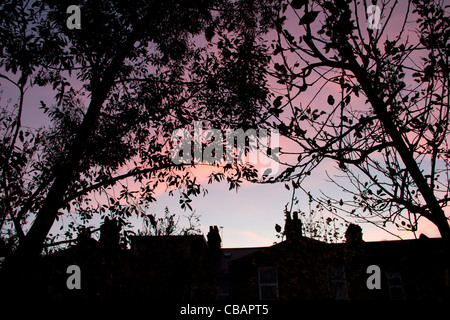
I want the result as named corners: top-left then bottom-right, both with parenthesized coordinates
top-left (207, 226), bottom-right (222, 252)
top-left (99, 217), bottom-right (121, 251)
top-left (23, 217), bottom-right (449, 301)
top-left (265, 0), bottom-right (450, 261)
top-left (225, 222), bottom-right (449, 300)
top-left (1, 0), bottom-right (449, 303)
top-left (345, 224), bottom-right (363, 245)
top-left (284, 211), bottom-right (303, 241)
top-left (0, 0), bottom-right (278, 292)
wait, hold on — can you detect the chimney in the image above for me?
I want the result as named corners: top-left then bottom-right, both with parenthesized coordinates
top-left (207, 225), bottom-right (221, 251)
top-left (284, 211), bottom-right (303, 241)
top-left (99, 217), bottom-right (121, 250)
top-left (345, 223), bottom-right (363, 245)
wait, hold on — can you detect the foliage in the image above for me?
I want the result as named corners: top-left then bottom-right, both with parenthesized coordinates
top-left (275, 197), bottom-right (347, 243)
top-left (140, 207), bottom-right (202, 236)
top-left (0, 0), bottom-right (279, 261)
top-left (2, 0), bottom-right (448, 271)
top-left (265, 0), bottom-right (450, 247)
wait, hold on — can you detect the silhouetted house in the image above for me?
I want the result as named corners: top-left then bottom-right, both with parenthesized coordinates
top-left (221, 218), bottom-right (449, 300)
top-left (363, 236), bottom-right (449, 300)
top-left (221, 218), bottom-right (375, 300)
top-left (215, 247), bottom-right (264, 300)
top-left (41, 221), bottom-right (222, 300)
top-left (129, 233), bottom-right (215, 300)
top-left (39, 216), bottom-right (449, 300)
top-left (42, 217), bottom-right (132, 300)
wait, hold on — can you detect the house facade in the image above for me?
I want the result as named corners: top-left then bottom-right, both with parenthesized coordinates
top-left (35, 217), bottom-right (450, 300)
top-left (218, 217), bottom-right (449, 300)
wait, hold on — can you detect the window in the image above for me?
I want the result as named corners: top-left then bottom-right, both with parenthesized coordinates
top-left (387, 272), bottom-right (405, 300)
top-left (217, 279), bottom-right (230, 300)
top-left (327, 265), bottom-right (348, 300)
top-left (258, 267), bottom-right (279, 300)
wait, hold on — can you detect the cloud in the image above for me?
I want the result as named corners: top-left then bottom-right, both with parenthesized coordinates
top-left (222, 228), bottom-right (274, 248)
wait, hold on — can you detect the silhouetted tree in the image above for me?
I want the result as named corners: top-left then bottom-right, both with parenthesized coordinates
top-left (140, 207), bottom-right (201, 236)
top-left (265, 0), bottom-right (450, 257)
top-left (0, 0), bottom-right (279, 294)
top-left (275, 200), bottom-right (347, 243)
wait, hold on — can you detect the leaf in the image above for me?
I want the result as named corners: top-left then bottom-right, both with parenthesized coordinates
top-left (345, 95), bottom-right (351, 105)
top-left (269, 107), bottom-right (283, 117)
top-left (204, 25), bottom-right (215, 42)
top-left (327, 95), bottom-right (335, 105)
top-left (273, 96), bottom-right (283, 108)
top-left (299, 11), bottom-right (319, 25)
top-left (291, 0), bottom-right (308, 10)
top-left (275, 224), bottom-right (282, 233)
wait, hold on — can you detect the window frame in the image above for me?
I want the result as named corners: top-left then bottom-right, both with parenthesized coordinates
top-left (387, 272), bottom-right (406, 300)
top-left (326, 264), bottom-right (349, 300)
top-left (258, 266), bottom-right (279, 300)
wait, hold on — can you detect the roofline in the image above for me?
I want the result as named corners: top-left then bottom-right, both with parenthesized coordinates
top-left (130, 234), bottom-right (208, 244)
top-left (362, 237), bottom-right (443, 244)
top-left (221, 237), bottom-right (444, 251)
top-left (130, 234), bottom-right (206, 239)
top-left (221, 246), bottom-right (266, 250)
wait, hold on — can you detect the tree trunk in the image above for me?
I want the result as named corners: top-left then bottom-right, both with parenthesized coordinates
top-left (349, 57), bottom-right (450, 262)
top-left (0, 30), bottom-right (141, 296)
top-left (0, 83), bottom-right (113, 299)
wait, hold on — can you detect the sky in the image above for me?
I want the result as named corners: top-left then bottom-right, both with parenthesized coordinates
top-left (155, 0), bottom-right (445, 247)
top-left (1, 0), bottom-right (447, 249)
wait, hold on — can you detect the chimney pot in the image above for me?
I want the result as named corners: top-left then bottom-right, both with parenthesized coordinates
top-left (207, 225), bottom-right (221, 251)
top-left (284, 213), bottom-right (303, 241)
top-left (345, 224), bottom-right (363, 244)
